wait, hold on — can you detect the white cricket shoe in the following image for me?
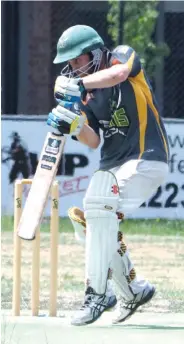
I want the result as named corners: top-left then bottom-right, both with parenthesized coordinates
top-left (112, 284), bottom-right (155, 324)
top-left (71, 286), bottom-right (117, 326)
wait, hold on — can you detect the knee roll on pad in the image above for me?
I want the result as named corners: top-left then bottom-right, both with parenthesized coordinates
top-left (83, 170), bottom-right (119, 216)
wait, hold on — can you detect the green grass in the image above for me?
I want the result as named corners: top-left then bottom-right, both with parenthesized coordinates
top-left (1, 219), bottom-right (184, 313)
top-left (1, 216), bottom-right (184, 236)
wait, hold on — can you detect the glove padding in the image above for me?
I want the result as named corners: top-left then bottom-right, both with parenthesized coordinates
top-left (54, 76), bottom-right (82, 103)
top-left (68, 207), bottom-right (86, 245)
top-left (47, 104), bottom-right (85, 136)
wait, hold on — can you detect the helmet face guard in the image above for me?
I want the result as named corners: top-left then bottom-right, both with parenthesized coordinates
top-left (61, 48), bottom-right (104, 78)
top-left (54, 25), bottom-right (105, 78)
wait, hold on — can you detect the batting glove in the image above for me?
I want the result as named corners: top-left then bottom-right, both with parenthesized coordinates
top-left (47, 104), bottom-right (85, 136)
top-left (54, 76), bottom-right (86, 103)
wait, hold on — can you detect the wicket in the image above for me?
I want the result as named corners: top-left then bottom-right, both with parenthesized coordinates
top-left (12, 179), bottom-right (59, 317)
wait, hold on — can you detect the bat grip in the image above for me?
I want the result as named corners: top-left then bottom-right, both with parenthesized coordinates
top-left (52, 129), bottom-right (63, 137)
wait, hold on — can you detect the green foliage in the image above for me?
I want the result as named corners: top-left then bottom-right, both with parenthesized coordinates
top-left (107, 0), bottom-right (170, 78)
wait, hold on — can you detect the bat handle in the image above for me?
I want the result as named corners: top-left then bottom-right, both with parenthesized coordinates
top-left (51, 129), bottom-right (63, 137)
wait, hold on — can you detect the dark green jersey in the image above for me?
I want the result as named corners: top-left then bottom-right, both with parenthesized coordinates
top-left (80, 45), bottom-right (169, 170)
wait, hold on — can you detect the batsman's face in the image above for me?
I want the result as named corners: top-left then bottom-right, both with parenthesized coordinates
top-left (69, 54), bottom-right (91, 77)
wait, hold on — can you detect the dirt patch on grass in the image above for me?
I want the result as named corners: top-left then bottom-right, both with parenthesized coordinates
top-left (1, 232), bottom-right (184, 314)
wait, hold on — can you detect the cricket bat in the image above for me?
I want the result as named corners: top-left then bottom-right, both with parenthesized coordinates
top-left (17, 131), bottom-right (66, 240)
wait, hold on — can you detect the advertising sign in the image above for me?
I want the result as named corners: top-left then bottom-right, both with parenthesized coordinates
top-left (1, 116), bottom-right (184, 219)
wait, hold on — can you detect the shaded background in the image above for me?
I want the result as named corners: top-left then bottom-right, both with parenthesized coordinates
top-left (1, 0), bottom-right (184, 118)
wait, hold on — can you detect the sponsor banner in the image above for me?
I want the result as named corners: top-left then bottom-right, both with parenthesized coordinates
top-left (1, 116), bottom-right (184, 219)
top-left (130, 119), bottom-right (184, 219)
top-left (1, 116), bottom-right (100, 216)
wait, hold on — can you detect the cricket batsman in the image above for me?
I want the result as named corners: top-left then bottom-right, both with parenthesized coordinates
top-left (47, 25), bottom-right (169, 325)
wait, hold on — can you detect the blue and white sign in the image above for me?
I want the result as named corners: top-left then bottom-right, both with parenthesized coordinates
top-left (1, 116), bottom-right (184, 219)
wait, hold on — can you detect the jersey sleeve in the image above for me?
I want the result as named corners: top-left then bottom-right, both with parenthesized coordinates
top-left (80, 101), bottom-right (100, 137)
top-left (110, 45), bottom-right (141, 77)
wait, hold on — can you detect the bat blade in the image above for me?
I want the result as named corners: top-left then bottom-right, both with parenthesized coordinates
top-left (17, 132), bottom-right (66, 240)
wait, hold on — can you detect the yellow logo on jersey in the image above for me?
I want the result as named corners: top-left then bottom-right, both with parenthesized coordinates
top-left (109, 108), bottom-right (129, 128)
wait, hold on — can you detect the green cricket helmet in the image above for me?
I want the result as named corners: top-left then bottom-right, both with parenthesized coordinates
top-left (54, 25), bottom-right (105, 76)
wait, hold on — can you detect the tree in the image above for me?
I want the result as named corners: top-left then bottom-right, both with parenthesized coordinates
top-left (107, 0), bottom-right (169, 79)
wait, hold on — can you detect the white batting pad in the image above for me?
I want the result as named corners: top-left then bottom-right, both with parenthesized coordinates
top-left (83, 170), bottom-right (119, 294)
top-left (84, 170), bottom-right (119, 213)
top-left (110, 252), bottom-right (134, 300)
